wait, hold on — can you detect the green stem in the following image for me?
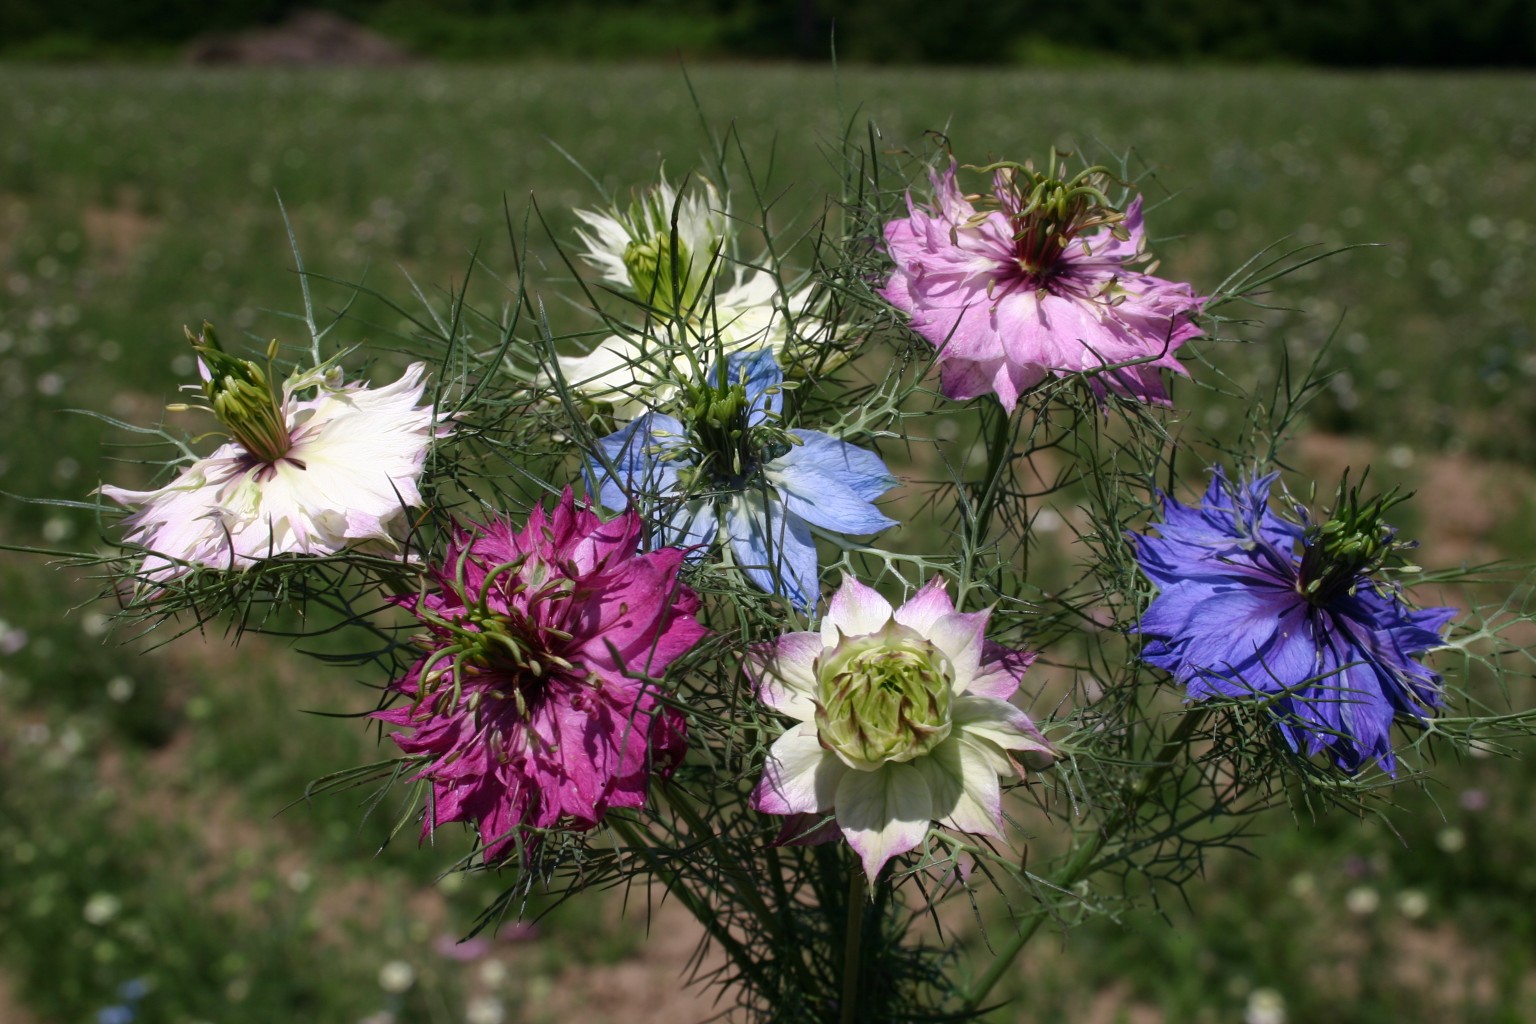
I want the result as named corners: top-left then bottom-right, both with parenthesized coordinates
top-left (963, 706), bottom-right (1209, 1012)
top-left (660, 782), bottom-right (818, 996)
top-left (607, 815), bottom-right (773, 995)
top-left (839, 865), bottom-right (867, 1024)
top-left (957, 398), bottom-right (1019, 611)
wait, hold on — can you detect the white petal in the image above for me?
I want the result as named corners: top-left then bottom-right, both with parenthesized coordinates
top-left (572, 207), bottom-right (636, 289)
top-left (835, 762), bottom-right (933, 882)
top-left (913, 736), bottom-right (1004, 838)
top-left (102, 362), bottom-right (439, 581)
top-left (752, 722), bottom-right (847, 816)
top-left (821, 576), bottom-right (893, 646)
top-left (749, 631), bottom-right (824, 722)
top-left (953, 696), bottom-right (1054, 767)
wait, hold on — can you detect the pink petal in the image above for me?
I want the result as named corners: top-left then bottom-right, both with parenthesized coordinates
top-left (892, 576), bottom-right (956, 635)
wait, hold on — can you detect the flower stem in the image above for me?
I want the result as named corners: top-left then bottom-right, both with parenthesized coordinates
top-left (957, 398), bottom-right (1018, 611)
top-left (839, 864), bottom-right (867, 1024)
top-left (607, 815), bottom-right (774, 996)
top-left (963, 706), bottom-right (1209, 1011)
top-left (659, 782), bottom-right (818, 996)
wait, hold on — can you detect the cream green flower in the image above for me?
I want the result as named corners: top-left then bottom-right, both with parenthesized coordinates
top-left (749, 576), bottom-right (1053, 881)
top-left (574, 173), bottom-right (729, 315)
top-left (554, 269), bottom-right (822, 420)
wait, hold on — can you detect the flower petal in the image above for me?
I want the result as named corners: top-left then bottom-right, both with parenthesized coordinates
top-left (727, 491), bottom-right (820, 610)
top-left (892, 576), bottom-right (956, 634)
top-left (834, 762), bottom-right (933, 882)
top-left (751, 722), bottom-right (848, 816)
top-left (589, 413), bottom-right (687, 512)
top-left (953, 695), bottom-right (1054, 766)
top-left (913, 736), bottom-right (1004, 838)
top-left (822, 576), bottom-right (894, 645)
top-left (748, 631), bottom-right (824, 722)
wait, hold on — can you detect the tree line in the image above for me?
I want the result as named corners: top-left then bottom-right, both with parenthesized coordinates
top-left (3, 0), bottom-right (1533, 66)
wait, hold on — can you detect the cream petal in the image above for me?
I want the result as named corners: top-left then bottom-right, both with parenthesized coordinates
top-left (822, 576), bottom-right (893, 646)
top-left (913, 736), bottom-right (1004, 838)
top-left (835, 761), bottom-right (933, 882)
top-left (752, 722), bottom-right (847, 816)
top-left (953, 696), bottom-right (1054, 767)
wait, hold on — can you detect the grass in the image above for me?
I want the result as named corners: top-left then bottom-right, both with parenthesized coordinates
top-left (1, 62), bottom-right (1535, 1022)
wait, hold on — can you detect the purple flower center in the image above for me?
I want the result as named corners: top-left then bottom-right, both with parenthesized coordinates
top-left (990, 162), bottom-right (1126, 284)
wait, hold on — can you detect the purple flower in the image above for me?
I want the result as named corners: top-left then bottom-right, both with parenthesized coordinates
top-left (881, 160), bottom-right (1204, 412)
top-left (1131, 468), bottom-right (1456, 773)
top-left (375, 491), bottom-right (707, 859)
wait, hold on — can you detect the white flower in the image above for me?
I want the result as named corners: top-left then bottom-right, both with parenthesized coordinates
top-left (376, 960), bottom-right (416, 994)
top-left (554, 269), bottom-right (823, 421)
top-left (573, 173), bottom-right (728, 312)
top-left (101, 338), bottom-right (441, 584)
top-left (749, 576), bottom-right (1053, 882)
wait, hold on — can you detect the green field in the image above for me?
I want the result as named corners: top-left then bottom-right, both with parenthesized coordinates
top-left (2, 64), bottom-right (1535, 1023)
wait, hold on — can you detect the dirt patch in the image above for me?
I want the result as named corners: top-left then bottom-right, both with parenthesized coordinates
top-left (0, 968), bottom-right (40, 1024)
top-left (81, 193), bottom-right (162, 277)
top-left (186, 11), bottom-right (413, 67)
top-left (523, 897), bottom-right (724, 1024)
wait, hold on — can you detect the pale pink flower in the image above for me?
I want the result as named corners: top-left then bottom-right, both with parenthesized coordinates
top-left (749, 575), bottom-right (1052, 882)
top-left (376, 491), bottom-right (706, 859)
top-left (101, 356), bottom-right (440, 583)
top-left (882, 161), bottom-right (1204, 412)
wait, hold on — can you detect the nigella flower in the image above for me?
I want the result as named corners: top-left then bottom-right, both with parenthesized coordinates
top-left (749, 576), bottom-right (1053, 882)
top-left (99, 324), bottom-right (442, 584)
top-left (374, 491), bottom-right (707, 859)
top-left (1131, 467), bottom-right (1457, 773)
top-left (881, 157), bottom-right (1204, 412)
top-left (574, 172), bottom-right (728, 316)
top-left (555, 269), bottom-right (826, 422)
top-left (587, 349), bottom-right (897, 610)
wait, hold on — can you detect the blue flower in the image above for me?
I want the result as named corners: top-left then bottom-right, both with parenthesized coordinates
top-left (1131, 467), bottom-right (1456, 773)
top-left (588, 349), bottom-right (897, 609)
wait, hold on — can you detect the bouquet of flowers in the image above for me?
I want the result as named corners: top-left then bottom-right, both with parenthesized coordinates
top-left (50, 116), bottom-right (1536, 1021)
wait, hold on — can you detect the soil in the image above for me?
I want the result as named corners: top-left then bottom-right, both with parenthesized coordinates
top-left (185, 11), bottom-right (413, 67)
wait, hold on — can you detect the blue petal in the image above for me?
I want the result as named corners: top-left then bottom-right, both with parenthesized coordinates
top-left (785, 430), bottom-right (896, 501)
top-left (588, 413), bottom-right (687, 510)
top-left (670, 498), bottom-right (719, 559)
top-left (1137, 468), bottom-right (1302, 585)
top-left (766, 434), bottom-right (897, 536)
top-left (725, 490), bottom-right (819, 609)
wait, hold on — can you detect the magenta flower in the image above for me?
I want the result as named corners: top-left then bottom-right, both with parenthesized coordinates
top-left (375, 490), bottom-right (707, 859)
top-left (881, 160), bottom-right (1204, 412)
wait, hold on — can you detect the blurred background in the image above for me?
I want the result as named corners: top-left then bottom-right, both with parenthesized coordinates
top-left (1, 3), bottom-right (1534, 1023)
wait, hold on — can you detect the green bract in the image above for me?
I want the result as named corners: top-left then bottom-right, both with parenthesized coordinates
top-left (815, 623), bottom-right (955, 770)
